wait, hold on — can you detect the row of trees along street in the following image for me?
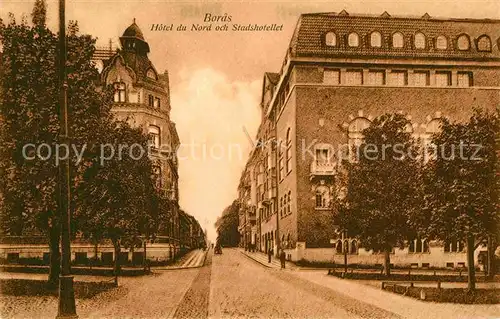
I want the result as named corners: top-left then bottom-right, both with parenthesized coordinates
top-left (334, 111), bottom-right (499, 290)
top-left (0, 1), bottom-right (174, 286)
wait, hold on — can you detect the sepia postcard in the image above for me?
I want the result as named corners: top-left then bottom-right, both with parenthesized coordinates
top-left (0, 0), bottom-right (499, 318)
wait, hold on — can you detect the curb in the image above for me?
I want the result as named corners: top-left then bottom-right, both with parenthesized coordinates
top-left (239, 251), bottom-right (277, 269)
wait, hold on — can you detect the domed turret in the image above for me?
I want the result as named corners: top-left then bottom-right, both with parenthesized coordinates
top-left (119, 19), bottom-right (150, 55)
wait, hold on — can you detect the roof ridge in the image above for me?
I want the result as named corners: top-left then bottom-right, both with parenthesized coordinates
top-left (300, 11), bottom-right (500, 23)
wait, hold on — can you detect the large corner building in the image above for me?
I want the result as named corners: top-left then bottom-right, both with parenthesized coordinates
top-left (238, 11), bottom-right (500, 268)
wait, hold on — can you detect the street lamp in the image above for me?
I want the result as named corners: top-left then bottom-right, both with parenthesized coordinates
top-left (57, 0), bottom-right (77, 317)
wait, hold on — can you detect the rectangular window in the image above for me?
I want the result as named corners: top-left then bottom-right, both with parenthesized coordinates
top-left (457, 72), bottom-right (472, 87)
top-left (388, 70), bottom-right (408, 86)
top-left (345, 70), bottom-right (363, 85)
top-left (148, 95), bottom-right (155, 107)
top-left (114, 83), bottom-right (126, 102)
top-left (154, 97), bottom-right (161, 108)
top-left (323, 69), bottom-right (340, 85)
top-left (367, 70), bottom-right (385, 86)
top-left (435, 71), bottom-right (452, 87)
top-left (148, 126), bottom-right (160, 149)
top-left (413, 71), bottom-right (430, 86)
top-left (315, 149), bottom-right (329, 164)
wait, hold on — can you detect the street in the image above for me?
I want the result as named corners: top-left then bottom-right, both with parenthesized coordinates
top-left (1, 249), bottom-right (396, 319)
top-left (2, 249), bottom-right (499, 319)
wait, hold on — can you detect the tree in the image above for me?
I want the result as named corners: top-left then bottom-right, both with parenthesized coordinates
top-left (337, 113), bottom-right (421, 276)
top-left (0, 1), bottom-right (113, 285)
top-left (422, 108), bottom-right (499, 290)
top-left (75, 121), bottom-right (159, 276)
top-left (215, 200), bottom-right (240, 247)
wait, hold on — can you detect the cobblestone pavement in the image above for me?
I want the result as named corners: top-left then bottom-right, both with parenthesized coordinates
top-left (172, 251), bottom-right (212, 319)
top-left (208, 248), bottom-right (399, 319)
top-left (1, 268), bottom-right (199, 318)
top-left (3, 248), bottom-right (497, 318)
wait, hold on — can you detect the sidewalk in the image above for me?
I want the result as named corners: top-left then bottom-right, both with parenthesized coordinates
top-left (154, 249), bottom-right (207, 270)
top-left (239, 249), bottom-right (297, 270)
top-left (291, 271), bottom-right (500, 319)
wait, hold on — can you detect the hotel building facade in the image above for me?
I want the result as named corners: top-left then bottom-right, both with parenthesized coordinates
top-left (238, 11), bottom-right (500, 268)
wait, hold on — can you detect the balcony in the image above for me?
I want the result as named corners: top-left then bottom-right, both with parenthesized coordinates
top-left (310, 161), bottom-right (336, 176)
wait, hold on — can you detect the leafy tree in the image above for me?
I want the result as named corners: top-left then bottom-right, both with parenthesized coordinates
top-left (422, 108), bottom-right (499, 290)
top-left (337, 113), bottom-right (421, 276)
top-left (215, 200), bottom-right (240, 247)
top-left (75, 121), bottom-right (159, 275)
top-left (0, 1), bottom-right (113, 285)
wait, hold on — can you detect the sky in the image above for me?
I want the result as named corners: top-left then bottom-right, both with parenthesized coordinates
top-left (2, 0), bottom-right (500, 242)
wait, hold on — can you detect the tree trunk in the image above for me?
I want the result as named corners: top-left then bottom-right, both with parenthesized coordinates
top-left (466, 234), bottom-right (476, 291)
top-left (112, 238), bottom-right (121, 276)
top-left (383, 249), bottom-right (391, 277)
top-left (487, 235), bottom-right (496, 280)
top-left (48, 224), bottom-right (61, 287)
top-left (344, 245), bottom-right (348, 274)
top-left (143, 240), bottom-right (147, 273)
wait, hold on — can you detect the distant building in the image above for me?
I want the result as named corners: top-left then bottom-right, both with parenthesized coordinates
top-left (238, 11), bottom-right (500, 268)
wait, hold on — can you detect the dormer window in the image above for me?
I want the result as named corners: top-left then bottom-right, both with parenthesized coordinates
top-left (477, 35), bottom-right (492, 52)
top-left (348, 33), bottom-right (359, 47)
top-left (370, 31), bottom-right (382, 48)
top-left (113, 82), bottom-right (126, 102)
top-left (392, 32), bottom-right (404, 48)
top-left (414, 32), bottom-right (426, 49)
top-left (457, 34), bottom-right (470, 51)
top-left (436, 36), bottom-right (447, 50)
top-left (147, 69), bottom-right (157, 80)
top-left (325, 32), bottom-right (337, 47)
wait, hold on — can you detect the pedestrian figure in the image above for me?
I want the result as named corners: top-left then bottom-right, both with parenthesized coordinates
top-left (268, 248), bottom-right (272, 263)
top-left (280, 249), bottom-right (286, 269)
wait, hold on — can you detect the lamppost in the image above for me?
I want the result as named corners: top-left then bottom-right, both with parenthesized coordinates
top-left (57, 0), bottom-right (77, 317)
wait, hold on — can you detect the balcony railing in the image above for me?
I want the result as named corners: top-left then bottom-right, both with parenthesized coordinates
top-left (310, 161), bottom-right (336, 176)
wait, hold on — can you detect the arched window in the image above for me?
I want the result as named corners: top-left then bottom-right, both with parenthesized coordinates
top-left (414, 32), bottom-right (426, 49)
top-left (436, 35), bottom-right (447, 50)
top-left (336, 240), bottom-right (343, 254)
top-left (477, 35), bottom-right (492, 52)
top-left (392, 32), bottom-right (404, 48)
top-left (113, 82), bottom-right (126, 102)
top-left (370, 31), bottom-right (382, 48)
top-left (148, 125), bottom-right (161, 149)
top-left (350, 240), bottom-right (358, 254)
top-left (348, 117), bottom-right (371, 146)
top-left (315, 185), bottom-right (330, 208)
top-left (457, 34), bottom-right (470, 51)
top-left (285, 128), bottom-right (292, 173)
top-left (348, 32), bottom-right (359, 47)
top-left (325, 32), bottom-right (337, 46)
